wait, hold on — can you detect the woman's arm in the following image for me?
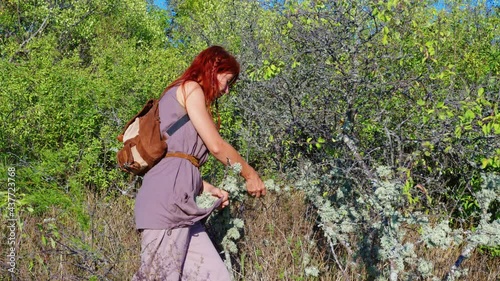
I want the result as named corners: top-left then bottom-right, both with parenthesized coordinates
top-left (178, 82), bottom-right (266, 197)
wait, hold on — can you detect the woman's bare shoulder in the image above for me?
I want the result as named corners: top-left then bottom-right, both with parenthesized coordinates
top-left (183, 81), bottom-right (203, 95)
top-left (177, 81), bottom-right (203, 106)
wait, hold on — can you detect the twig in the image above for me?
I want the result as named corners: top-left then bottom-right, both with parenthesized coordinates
top-left (20, 15), bottom-right (50, 49)
top-left (389, 258), bottom-right (398, 281)
top-left (329, 239), bottom-right (350, 281)
top-left (224, 248), bottom-right (234, 281)
top-left (11, 10), bottom-right (52, 63)
top-left (341, 134), bottom-right (375, 180)
top-left (442, 242), bottom-right (476, 281)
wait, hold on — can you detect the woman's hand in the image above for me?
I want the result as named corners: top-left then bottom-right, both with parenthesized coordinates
top-left (203, 181), bottom-right (229, 209)
top-left (245, 173), bottom-right (266, 198)
top-left (210, 187), bottom-right (229, 209)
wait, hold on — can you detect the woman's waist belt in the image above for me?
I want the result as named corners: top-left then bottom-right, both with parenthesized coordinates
top-left (164, 152), bottom-right (200, 168)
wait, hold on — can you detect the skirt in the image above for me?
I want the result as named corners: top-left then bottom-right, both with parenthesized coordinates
top-left (132, 223), bottom-right (231, 281)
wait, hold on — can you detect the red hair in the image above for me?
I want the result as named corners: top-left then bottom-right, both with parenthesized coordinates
top-left (165, 46), bottom-right (240, 108)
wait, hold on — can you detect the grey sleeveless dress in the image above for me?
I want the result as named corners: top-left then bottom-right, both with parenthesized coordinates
top-left (134, 86), bottom-right (221, 230)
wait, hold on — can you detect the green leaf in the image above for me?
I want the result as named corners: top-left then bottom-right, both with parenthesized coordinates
top-left (482, 123), bottom-right (492, 135)
top-left (455, 126), bottom-right (462, 138)
top-left (481, 158), bottom-right (491, 169)
top-left (464, 109), bottom-right (476, 121)
top-left (493, 124), bottom-right (500, 134)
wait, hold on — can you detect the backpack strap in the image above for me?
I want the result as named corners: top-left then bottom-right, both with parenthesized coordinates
top-left (166, 114), bottom-right (190, 136)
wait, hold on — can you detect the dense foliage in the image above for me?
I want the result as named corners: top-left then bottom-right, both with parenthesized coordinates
top-left (1, 0), bottom-right (498, 280)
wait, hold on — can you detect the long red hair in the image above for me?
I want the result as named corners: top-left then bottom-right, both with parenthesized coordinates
top-left (165, 46), bottom-right (240, 108)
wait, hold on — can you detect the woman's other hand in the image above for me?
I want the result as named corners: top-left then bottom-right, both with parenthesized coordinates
top-left (211, 188), bottom-right (229, 209)
top-left (203, 180), bottom-right (229, 209)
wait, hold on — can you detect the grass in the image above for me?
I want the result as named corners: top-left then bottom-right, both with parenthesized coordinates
top-left (1, 190), bottom-right (498, 280)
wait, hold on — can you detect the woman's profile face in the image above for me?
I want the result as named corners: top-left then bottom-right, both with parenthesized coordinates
top-left (216, 72), bottom-right (235, 96)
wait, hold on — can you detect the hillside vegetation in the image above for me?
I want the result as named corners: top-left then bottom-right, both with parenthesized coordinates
top-left (1, 0), bottom-right (499, 280)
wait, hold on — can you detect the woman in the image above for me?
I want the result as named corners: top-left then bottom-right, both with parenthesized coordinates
top-left (133, 46), bottom-right (266, 280)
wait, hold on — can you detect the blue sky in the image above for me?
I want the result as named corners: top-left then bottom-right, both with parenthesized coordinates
top-left (153, 0), bottom-right (167, 9)
top-left (152, 0), bottom-right (498, 10)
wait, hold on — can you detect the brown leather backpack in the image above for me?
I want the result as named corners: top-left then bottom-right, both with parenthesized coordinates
top-left (116, 96), bottom-right (189, 176)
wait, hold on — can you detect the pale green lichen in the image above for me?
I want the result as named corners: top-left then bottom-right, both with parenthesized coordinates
top-left (374, 181), bottom-right (401, 213)
top-left (256, 163), bottom-right (499, 280)
top-left (231, 162), bottom-right (242, 174)
top-left (225, 227), bottom-right (241, 240)
top-left (302, 253), bottom-right (311, 267)
top-left (476, 173), bottom-right (500, 211)
top-left (469, 218), bottom-right (500, 247)
top-left (304, 266), bottom-right (319, 277)
top-left (336, 187), bottom-right (344, 199)
top-left (219, 163), bottom-right (246, 201)
top-left (195, 192), bottom-right (218, 209)
top-left (422, 220), bottom-right (454, 249)
top-left (264, 178), bottom-right (280, 192)
top-left (222, 238), bottom-right (238, 254)
top-left (447, 267), bottom-right (469, 281)
top-left (401, 243), bottom-right (417, 263)
top-left (417, 258), bottom-right (434, 278)
top-left (376, 165), bottom-right (394, 180)
top-left (232, 218), bottom-right (244, 228)
top-left (219, 217), bottom-right (245, 255)
top-left (220, 174), bottom-right (240, 194)
top-left (201, 162), bottom-right (249, 261)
